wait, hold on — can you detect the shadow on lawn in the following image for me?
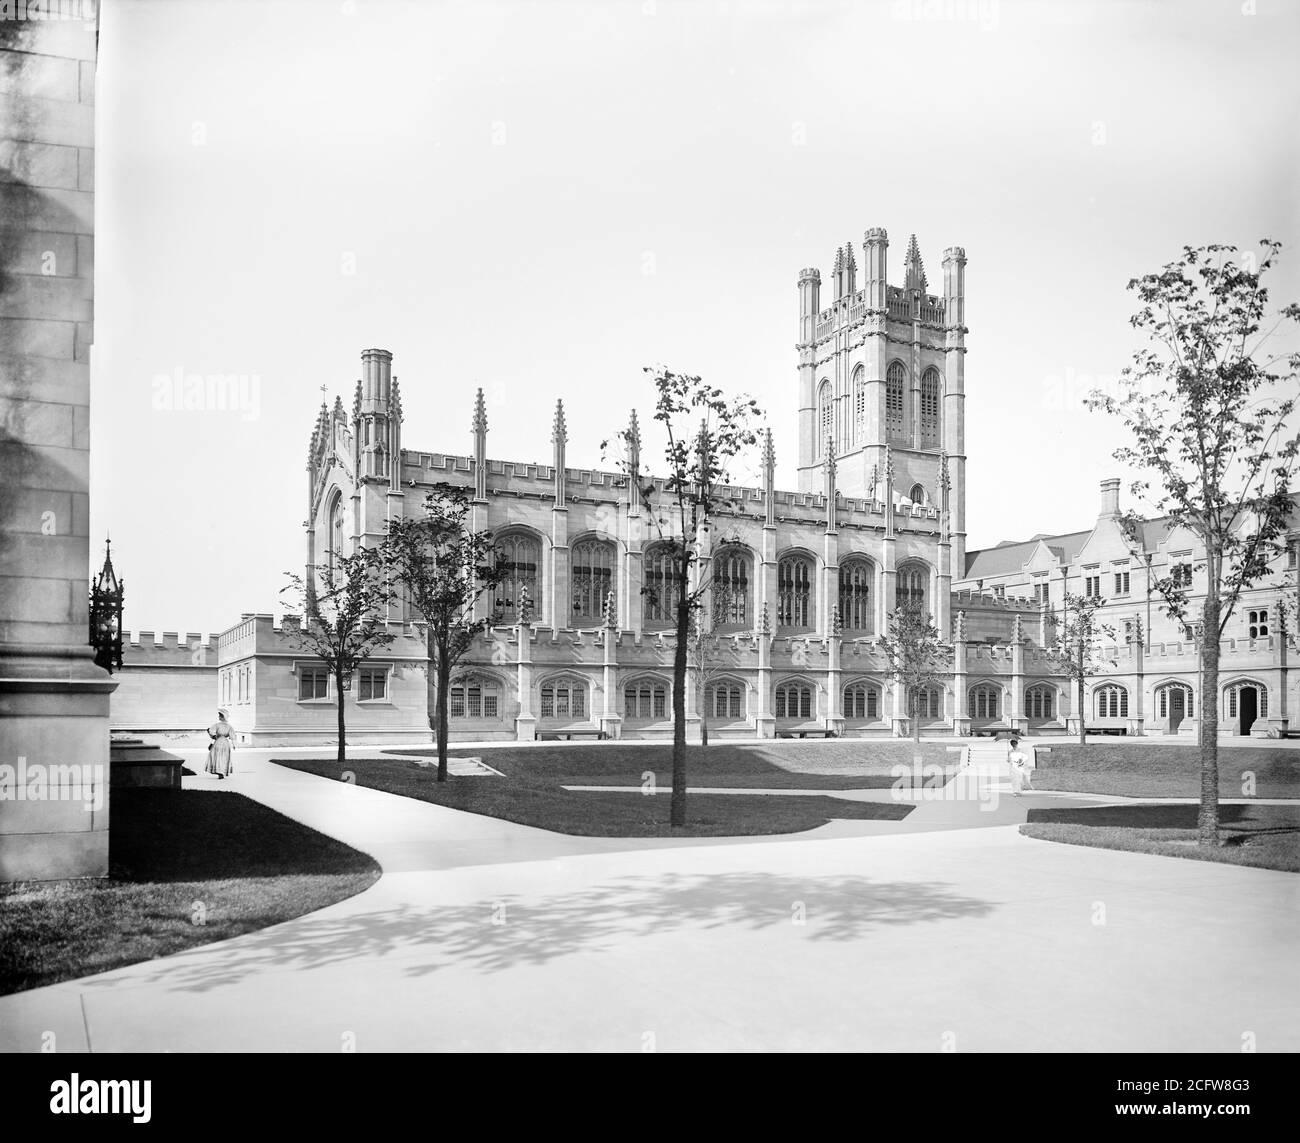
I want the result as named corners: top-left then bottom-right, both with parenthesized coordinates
top-left (1025, 804), bottom-right (1254, 829)
top-left (84, 870), bottom-right (996, 994)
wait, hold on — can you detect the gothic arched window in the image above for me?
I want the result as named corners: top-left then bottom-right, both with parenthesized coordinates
top-left (775, 681), bottom-right (814, 720)
top-left (968, 684), bottom-right (1001, 720)
top-left (838, 558), bottom-right (873, 634)
top-left (897, 561), bottom-right (928, 615)
top-left (326, 490), bottom-right (345, 572)
top-left (844, 681), bottom-right (880, 720)
top-left (852, 365), bottom-right (866, 446)
top-left (920, 367), bottom-right (941, 448)
top-left (572, 539), bottom-right (615, 622)
top-left (624, 678), bottom-right (668, 720)
top-left (818, 380), bottom-right (833, 456)
top-left (712, 547), bottom-right (752, 630)
top-left (541, 677), bottom-right (587, 719)
top-left (450, 678), bottom-right (502, 719)
top-left (1095, 684), bottom-right (1128, 719)
top-left (707, 681), bottom-right (745, 720)
top-left (913, 685), bottom-right (943, 719)
top-left (1025, 684), bottom-right (1055, 720)
top-left (777, 554), bottom-right (813, 631)
top-left (495, 532), bottom-right (540, 621)
top-left (644, 544), bottom-right (682, 625)
top-left (886, 361), bottom-right (907, 443)
top-left (909, 483), bottom-right (926, 506)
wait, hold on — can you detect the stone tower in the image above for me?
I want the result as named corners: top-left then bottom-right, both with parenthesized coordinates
top-left (795, 227), bottom-right (967, 573)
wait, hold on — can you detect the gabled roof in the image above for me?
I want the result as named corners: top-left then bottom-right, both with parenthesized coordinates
top-left (962, 529), bottom-right (1090, 580)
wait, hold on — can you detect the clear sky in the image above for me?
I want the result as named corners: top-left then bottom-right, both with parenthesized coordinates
top-left (90, 0), bottom-right (1300, 638)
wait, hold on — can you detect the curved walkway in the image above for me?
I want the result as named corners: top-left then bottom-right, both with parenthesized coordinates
top-left (1, 748), bottom-right (1296, 1052)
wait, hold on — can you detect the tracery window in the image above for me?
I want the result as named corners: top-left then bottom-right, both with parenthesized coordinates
top-left (495, 532), bottom-right (540, 620)
top-left (572, 539), bottom-right (615, 621)
top-left (624, 679), bottom-right (667, 720)
top-left (1095, 685), bottom-right (1128, 719)
top-left (969, 684), bottom-right (1000, 720)
top-left (644, 544), bottom-right (683, 624)
top-left (1025, 684), bottom-right (1054, 720)
top-left (913, 686), bottom-right (942, 719)
top-left (886, 361), bottom-right (907, 443)
top-left (897, 562), bottom-right (928, 613)
top-left (707, 682), bottom-right (745, 720)
top-left (844, 682), bottom-right (880, 720)
top-left (774, 681), bottom-right (814, 720)
top-left (777, 555), bottom-right (813, 630)
top-left (838, 559), bottom-right (873, 633)
top-left (541, 678), bottom-right (587, 719)
top-left (712, 547), bottom-right (752, 629)
top-left (450, 680), bottom-right (501, 719)
top-left (818, 380), bottom-right (833, 456)
top-left (919, 367), bottom-right (941, 448)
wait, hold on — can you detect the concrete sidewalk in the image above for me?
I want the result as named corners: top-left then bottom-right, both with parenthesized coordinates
top-left (2, 749), bottom-right (1296, 1052)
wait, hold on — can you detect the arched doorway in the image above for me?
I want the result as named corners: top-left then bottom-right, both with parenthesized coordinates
top-left (1156, 683), bottom-right (1193, 733)
top-left (1226, 681), bottom-right (1267, 736)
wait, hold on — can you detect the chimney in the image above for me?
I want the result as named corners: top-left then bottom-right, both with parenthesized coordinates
top-left (1099, 477), bottom-right (1121, 518)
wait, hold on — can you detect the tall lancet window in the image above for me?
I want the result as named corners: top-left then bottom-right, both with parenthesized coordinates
top-left (495, 532), bottom-right (540, 620)
top-left (777, 555), bottom-right (813, 631)
top-left (852, 365), bottom-right (866, 447)
top-left (886, 361), bottom-right (907, 443)
top-left (712, 547), bottom-right (752, 630)
top-left (571, 539), bottom-right (615, 622)
top-left (838, 558), bottom-right (873, 634)
top-left (920, 368), bottom-right (941, 448)
top-left (818, 380), bottom-right (833, 456)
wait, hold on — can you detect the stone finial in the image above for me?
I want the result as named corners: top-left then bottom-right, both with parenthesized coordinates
top-left (903, 233), bottom-right (928, 293)
top-left (1011, 613), bottom-right (1023, 644)
top-left (831, 605), bottom-right (843, 636)
top-left (844, 242), bottom-right (856, 271)
top-left (760, 602), bottom-right (771, 636)
top-left (333, 395), bottom-right (346, 421)
top-left (833, 246), bottom-right (844, 274)
top-left (352, 378), bottom-right (362, 420)
top-left (940, 450), bottom-right (950, 491)
top-left (954, 610), bottom-right (966, 642)
top-left (516, 587), bottom-right (532, 627)
top-left (627, 409), bottom-right (641, 455)
top-left (868, 463), bottom-right (879, 501)
top-left (603, 590), bottom-right (616, 629)
top-left (552, 400), bottom-right (568, 444)
top-left (883, 446), bottom-right (894, 482)
top-left (472, 387), bottom-right (488, 434)
top-left (761, 427), bottom-right (775, 471)
top-left (391, 377), bottom-right (403, 420)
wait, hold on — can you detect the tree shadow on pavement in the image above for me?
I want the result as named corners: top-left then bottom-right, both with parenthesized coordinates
top-left (89, 870), bottom-right (997, 994)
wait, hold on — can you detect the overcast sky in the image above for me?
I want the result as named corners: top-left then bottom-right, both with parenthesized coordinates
top-left (90, 0), bottom-right (1300, 638)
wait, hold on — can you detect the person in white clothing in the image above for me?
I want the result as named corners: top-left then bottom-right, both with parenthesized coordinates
top-left (1008, 737), bottom-right (1032, 796)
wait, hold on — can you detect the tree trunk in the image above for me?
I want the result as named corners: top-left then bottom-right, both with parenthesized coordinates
top-left (435, 646), bottom-right (451, 783)
top-left (671, 597), bottom-right (689, 827)
top-left (1198, 590), bottom-right (1221, 846)
top-left (1077, 639), bottom-right (1086, 746)
top-left (912, 688), bottom-right (921, 742)
top-left (336, 665), bottom-right (347, 764)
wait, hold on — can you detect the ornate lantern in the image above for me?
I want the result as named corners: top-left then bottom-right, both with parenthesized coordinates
top-left (89, 537), bottom-right (124, 674)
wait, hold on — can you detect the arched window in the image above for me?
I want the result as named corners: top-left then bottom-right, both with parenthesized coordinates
top-left (777, 554), bottom-right (813, 630)
top-left (326, 490), bottom-right (345, 571)
top-left (495, 532), bottom-right (540, 620)
top-left (1225, 682), bottom-right (1267, 718)
top-left (775, 681), bottom-right (814, 720)
top-left (1025, 684), bottom-right (1055, 720)
top-left (624, 678), bottom-right (667, 720)
top-left (644, 544), bottom-right (682, 624)
top-left (852, 365), bottom-right (866, 446)
top-left (450, 678), bottom-right (502, 719)
top-left (707, 681), bottom-right (745, 720)
top-left (909, 483), bottom-right (926, 506)
top-left (1095, 684), bottom-right (1128, 719)
top-left (886, 361), bottom-right (907, 443)
top-left (968, 684), bottom-right (1001, 720)
top-left (897, 562), bottom-right (928, 614)
top-left (572, 539), bottom-right (615, 622)
top-left (372, 442), bottom-right (387, 478)
top-left (844, 681), bottom-right (880, 720)
top-left (913, 685), bottom-right (943, 719)
top-left (712, 547), bottom-right (752, 630)
top-left (818, 380), bottom-right (833, 456)
top-left (541, 677), bottom-right (587, 719)
top-left (838, 559), bottom-right (873, 633)
top-left (920, 367), bottom-right (941, 448)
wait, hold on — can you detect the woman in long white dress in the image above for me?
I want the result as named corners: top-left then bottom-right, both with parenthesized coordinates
top-left (206, 709), bottom-right (234, 779)
top-left (1008, 737), bottom-right (1032, 796)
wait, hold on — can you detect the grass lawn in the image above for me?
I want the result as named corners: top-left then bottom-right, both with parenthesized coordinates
top-left (272, 741), bottom-right (937, 836)
top-left (0, 789), bottom-right (380, 997)
top-left (1031, 744), bottom-right (1300, 799)
top-left (1021, 803), bottom-right (1300, 872)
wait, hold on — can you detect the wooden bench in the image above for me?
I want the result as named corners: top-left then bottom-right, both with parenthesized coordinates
top-left (539, 728), bottom-right (607, 742)
top-left (1084, 726), bottom-right (1128, 737)
top-left (776, 728), bottom-right (838, 739)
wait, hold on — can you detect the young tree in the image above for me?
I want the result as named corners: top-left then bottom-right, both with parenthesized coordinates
top-left (376, 483), bottom-right (508, 783)
top-left (281, 548), bottom-right (397, 764)
top-left (877, 603), bottom-right (953, 742)
top-left (605, 368), bottom-right (760, 826)
top-left (1043, 591), bottom-right (1117, 746)
top-left (1086, 240), bottom-right (1299, 845)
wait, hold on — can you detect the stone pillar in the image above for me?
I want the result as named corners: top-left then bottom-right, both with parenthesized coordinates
top-left (599, 598), bottom-right (621, 740)
top-left (952, 611), bottom-right (971, 736)
top-left (754, 605), bottom-right (774, 738)
top-left (0, 11), bottom-right (115, 881)
top-left (826, 624), bottom-right (844, 737)
top-left (1129, 613), bottom-right (1147, 736)
top-left (514, 622), bottom-right (535, 741)
top-left (1009, 617), bottom-right (1027, 736)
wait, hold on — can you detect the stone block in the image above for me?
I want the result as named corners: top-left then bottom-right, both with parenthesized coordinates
top-left (0, 574), bottom-right (76, 624)
top-left (0, 317), bottom-right (77, 358)
top-left (0, 486), bottom-right (72, 534)
top-left (0, 351), bottom-right (89, 404)
top-left (1, 439), bottom-right (90, 492)
top-left (0, 51), bottom-right (79, 102)
top-left (0, 228), bottom-right (79, 276)
top-left (77, 145), bottom-right (92, 191)
top-left (0, 272), bottom-right (93, 321)
top-left (0, 829), bottom-right (107, 881)
top-left (0, 139), bottom-right (80, 190)
top-left (0, 91), bottom-right (95, 148)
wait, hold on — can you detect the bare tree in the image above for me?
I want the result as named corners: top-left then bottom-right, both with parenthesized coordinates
top-left (281, 548), bottom-right (396, 764)
top-left (1086, 239), bottom-right (1298, 845)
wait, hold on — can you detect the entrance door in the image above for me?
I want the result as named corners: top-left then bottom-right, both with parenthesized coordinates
top-left (1168, 688), bottom-right (1185, 733)
top-left (1238, 687), bottom-right (1257, 736)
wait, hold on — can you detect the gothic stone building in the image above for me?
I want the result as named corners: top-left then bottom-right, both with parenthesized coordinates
top-left (211, 229), bottom-right (1298, 745)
